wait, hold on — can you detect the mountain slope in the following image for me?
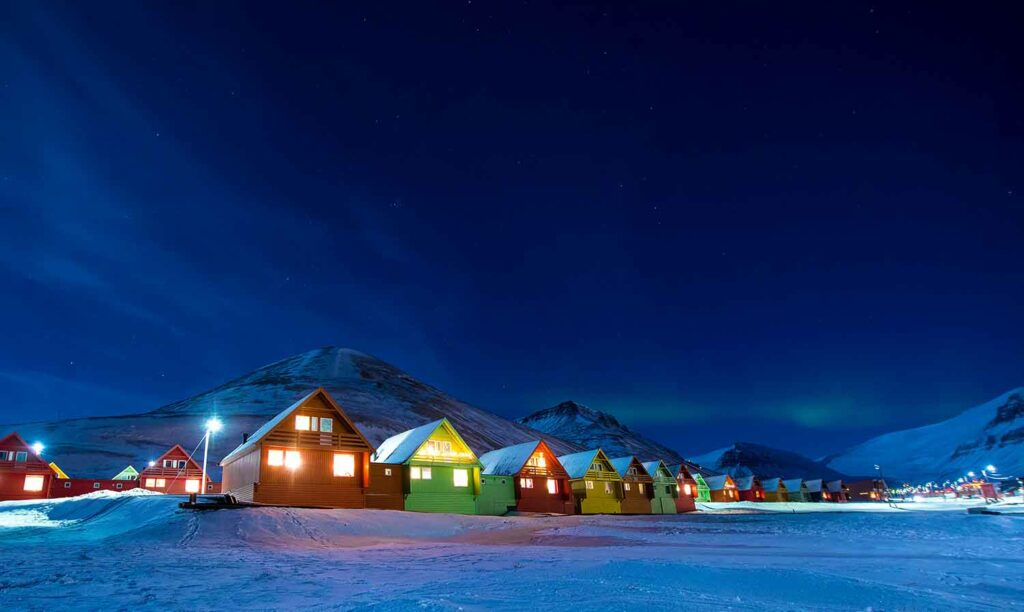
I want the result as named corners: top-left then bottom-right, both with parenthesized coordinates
top-left (826, 388), bottom-right (1024, 483)
top-left (5, 347), bottom-right (581, 478)
top-left (516, 401), bottom-right (684, 463)
top-left (690, 442), bottom-right (848, 480)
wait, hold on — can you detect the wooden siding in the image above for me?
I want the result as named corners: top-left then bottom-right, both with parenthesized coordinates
top-left (477, 475), bottom-right (516, 515)
top-left (256, 448), bottom-right (367, 508)
top-left (366, 463), bottom-right (403, 510)
top-left (516, 476), bottom-right (575, 514)
top-left (570, 478), bottom-right (622, 515)
top-left (404, 464), bottom-right (479, 514)
top-left (49, 478), bottom-right (140, 498)
top-left (222, 447), bottom-right (260, 498)
top-left (649, 478), bottom-right (678, 514)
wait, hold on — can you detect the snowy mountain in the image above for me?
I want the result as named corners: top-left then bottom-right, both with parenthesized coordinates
top-left (4, 347), bottom-right (581, 478)
top-left (825, 389), bottom-right (1024, 483)
top-left (516, 401), bottom-right (685, 464)
top-left (690, 442), bottom-right (848, 481)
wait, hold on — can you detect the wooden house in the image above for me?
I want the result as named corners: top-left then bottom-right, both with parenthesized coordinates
top-left (478, 440), bottom-right (574, 515)
top-left (610, 456), bottom-right (654, 514)
top-left (112, 466), bottom-right (139, 481)
top-left (735, 475), bottom-right (765, 502)
top-left (847, 479), bottom-right (887, 502)
top-left (804, 478), bottom-right (828, 502)
top-left (372, 418), bottom-right (482, 514)
top-left (826, 479), bottom-right (849, 502)
top-left (783, 478), bottom-right (810, 502)
top-left (557, 449), bottom-right (623, 514)
top-left (49, 477), bottom-right (140, 498)
top-left (0, 432), bottom-right (52, 502)
top-left (140, 444), bottom-right (213, 495)
top-left (220, 388), bottom-right (374, 508)
top-left (705, 474), bottom-right (739, 502)
top-left (666, 463), bottom-right (698, 512)
top-left (642, 460), bottom-right (678, 514)
top-left (761, 477), bottom-right (789, 502)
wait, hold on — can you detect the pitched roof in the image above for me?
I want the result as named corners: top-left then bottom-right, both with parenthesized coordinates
top-left (761, 477), bottom-right (785, 492)
top-left (804, 478), bottom-right (824, 493)
top-left (372, 418), bottom-right (478, 465)
top-left (734, 475), bottom-right (759, 491)
top-left (222, 387), bottom-right (373, 464)
top-left (642, 460), bottom-right (671, 479)
top-left (609, 456), bottom-right (649, 478)
top-left (49, 462), bottom-right (69, 479)
top-left (783, 478), bottom-right (806, 491)
top-left (556, 449), bottom-right (601, 479)
top-left (112, 466), bottom-right (139, 480)
top-left (826, 479), bottom-right (845, 492)
top-left (478, 440), bottom-right (539, 475)
top-left (704, 474), bottom-right (733, 490)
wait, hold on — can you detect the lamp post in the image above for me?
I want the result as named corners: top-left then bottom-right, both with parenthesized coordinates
top-left (200, 417), bottom-right (223, 496)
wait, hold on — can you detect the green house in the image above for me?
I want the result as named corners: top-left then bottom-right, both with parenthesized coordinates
top-left (372, 418), bottom-right (482, 514)
top-left (642, 460), bottom-right (679, 514)
top-left (693, 472), bottom-right (712, 502)
top-left (477, 472), bottom-right (517, 515)
top-left (112, 465), bottom-right (139, 481)
top-left (557, 449), bottom-right (623, 514)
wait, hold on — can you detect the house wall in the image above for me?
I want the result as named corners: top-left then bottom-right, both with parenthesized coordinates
top-left (49, 478), bottom-right (140, 498)
top-left (517, 476), bottom-right (575, 514)
top-left (222, 446), bottom-right (261, 501)
top-left (255, 448), bottom-right (368, 508)
top-left (570, 477), bottom-right (621, 514)
top-left (620, 481), bottom-right (652, 514)
top-left (694, 476), bottom-right (712, 502)
top-left (764, 489), bottom-right (788, 502)
top-left (739, 487), bottom-right (764, 502)
top-left (366, 463), bottom-right (403, 510)
top-left (477, 474), bottom-right (516, 515)
top-left (649, 477), bottom-right (678, 514)
top-left (0, 470), bottom-right (51, 501)
top-left (674, 476), bottom-right (698, 512)
top-left (404, 463), bottom-right (479, 514)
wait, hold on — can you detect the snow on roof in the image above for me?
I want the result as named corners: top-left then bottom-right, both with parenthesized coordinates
top-left (372, 418), bottom-right (447, 464)
top-left (734, 476), bottom-right (756, 491)
top-left (479, 440), bottom-right (542, 475)
top-left (609, 456), bottom-right (641, 477)
top-left (557, 449), bottom-right (600, 479)
top-left (804, 478), bottom-right (824, 493)
top-left (642, 460), bottom-right (669, 479)
top-left (704, 475), bottom-right (731, 490)
top-left (827, 479), bottom-right (845, 492)
top-left (221, 388), bottom-right (321, 464)
top-left (761, 477), bottom-right (784, 492)
top-left (783, 478), bottom-right (806, 491)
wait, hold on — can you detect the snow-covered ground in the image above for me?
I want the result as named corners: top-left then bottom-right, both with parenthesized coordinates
top-left (1, 492), bottom-right (1022, 610)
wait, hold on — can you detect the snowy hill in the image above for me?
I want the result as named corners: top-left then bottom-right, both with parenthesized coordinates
top-left (3, 347), bottom-right (581, 478)
top-left (516, 401), bottom-right (684, 463)
top-left (690, 442), bottom-right (848, 481)
top-left (825, 388), bottom-right (1024, 483)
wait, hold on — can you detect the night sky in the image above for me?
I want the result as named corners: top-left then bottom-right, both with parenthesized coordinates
top-left (1, 2), bottom-right (1021, 459)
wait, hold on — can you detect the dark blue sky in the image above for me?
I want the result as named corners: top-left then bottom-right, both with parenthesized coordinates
top-left (1, 2), bottom-right (1021, 458)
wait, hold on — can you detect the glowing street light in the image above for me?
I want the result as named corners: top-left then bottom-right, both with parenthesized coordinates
top-left (199, 417), bottom-right (223, 498)
top-left (31, 442), bottom-right (44, 455)
top-left (968, 471), bottom-right (976, 479)
top-left (148, 460), bottom-right (156, 467)
top-left (985, 465), bottom-right (997, 474)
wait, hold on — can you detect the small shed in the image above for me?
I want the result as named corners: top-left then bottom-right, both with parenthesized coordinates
top-left (642, 460), bottom-right (679, 514)
top-left (783, 478), bottom-right (810, 502)
top-left (761, 477), bottom-right (789, 502)
top-left (372, 418), bottom-right (482, 514)
top-left (139, 444), bottom-right (213, 495)
top-left (557, 449), bottom-right (623, 514)
top-left (478, 440), bottom-right (574, 515)
top-left (804, 478), bottom-right (828, 502)
top-left (826, 479), bottom-right (849, 502)
top-left (610, 456), bottom-right (654, 514)
top-left (735, 475), bottom-right (764, 502)
top-left (666, 463), bottom-right (697, 512)
top-left (220, 388), bottom-right (376, 508)
top-left (705, 474), bottom-right (738, 502)
top-left (0, 432), bottom-right (53, 501)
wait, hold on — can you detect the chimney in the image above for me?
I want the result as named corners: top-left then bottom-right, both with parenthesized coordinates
top-left (242, 432), bottom-right (249, 444)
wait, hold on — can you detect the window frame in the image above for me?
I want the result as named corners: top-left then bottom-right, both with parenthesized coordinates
top-left (267, 449), bottom-right (284, 466)
top-left (546, 479), bottom-right (558, 495)
top-left (15, 451), bottom-right (27, 462)
top-left (333, 453), bottom-right (356, 478)
top-left (23, 475), bottom-right (45, 492)
top-left (453, 468), bottom-right (469, 488)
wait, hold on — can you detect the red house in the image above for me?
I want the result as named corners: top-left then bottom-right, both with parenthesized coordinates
top-left (478, 440), bottom-right (575, 514)
top-left (49, 478), bottom-right (140, 498)
top-left (735, 475), bottom-right (765, 501)
top-left (0, 432), bottom-right (52, 501)
top-left (139, 445), bottom-right (216, 494)
top-left (666, 463), bottom-right (698, 513)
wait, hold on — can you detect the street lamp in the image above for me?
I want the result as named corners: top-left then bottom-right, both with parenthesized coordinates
top-left (31, 442), bottom-right (44, 455)
top-left (985, 465), bottom-right (997, 474)
top-left (200, 417), bottom-right (224, 497)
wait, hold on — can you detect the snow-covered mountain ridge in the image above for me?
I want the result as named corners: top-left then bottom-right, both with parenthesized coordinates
top-left (4, 347), bottom-right (582, 478)
top-left (690, 442), bottom-right (848, 480)
top-left (825, 388), bottom-right (1024, 483)
top-left (516, 400), bottom-right (685, 464)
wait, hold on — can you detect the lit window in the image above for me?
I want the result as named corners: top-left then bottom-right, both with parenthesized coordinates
top-left (624, 483), bottom-right (631, 491)
top-left (267, 450), bottom-right (284, 466)
top-left (285, 451), bottom-right (301, 469)
top-left (333, 453), bottom-right (356, 477)
top-left (547, 479), bottom-right (558, 495)
top-left (16, 451), bottom-right (27, 462)
top-left (63, 481), bottom-right (71, 489)
top-left (638, 483), bottom-right (645, 494)
top-left (520, 477), bottom-right (534, 489)
top-left (410, 466), bottom-right (421, 479)
top-left (295, 415), bottom-right (311, 431)
top-left (155, 479), bottom-right (166, 488)
top-left (453, 469), bottom-right (469, 487)
top-left (384, 468), bottom-right (392, 476)
top-left (585, 480), bottom-right (594, 490)
top-left (421, 467), bottom-right (432, 480)
top-left (627, 467), bottom-right (637, 476)
top-left (319, 418), bottom-right (333, 432)
top-left (93, 482), bottom-right (100, 489)
top-left (185, 479), bottom-right (200, 493)
top-left (604, 482), bottom-right (612, 494)
top-left (423, 439), bottom-right (453, 456)
top-left (527, 453), bottom-right (546, 468)
top-left (683, 484), bottom-right (692, 496)
top-left (145, 478), bottom-right (156, 487)
top-left (23, 475), bottom-right (44, 492)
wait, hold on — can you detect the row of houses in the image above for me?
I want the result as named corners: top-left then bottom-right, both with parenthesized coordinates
top-left (0, 388), bottom-right (887, 512)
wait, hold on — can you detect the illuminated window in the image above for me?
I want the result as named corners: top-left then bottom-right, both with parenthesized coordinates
top-left (63, 481), bottom-right (71, 488)
top-left (410, 466), bottom-right (421, 479)
top-left (285, 451), bottom-right (301, 469)
top-left (585, 480), bottom-right (594, 490)
top-left (547, 479), bottom-right (558, 495)
top-left (23, 475), bottom-right (44, 492)
top-left (319, 418), bottom-right (333, 433)
top-left (683, 484), bottom-right (692, 496)
top-left (627, 467), bottom-right (637, 476)
top-left (267, 450), bottom-right (284, 466)
top-left (604, 482), bottom-right (613, 494)
top-left (453, 469), bottom-right (468, 487)
top-left (421, 467), bottom-right (432, 480)
top-left (638, 483), bottom-right (645, 494)
top-left (520, 477), bottom-right (534, 489)
top-left (145, 478), bottom-right (157, 487)
top-left (527, 453), bottom-right (546, 468)
top-left (155, 479), bottom-right (166, 488)
top-left (295, 415), bottom-right (311, 431)
top-left (15, 451), bottom-right (27, 462)
top-left (590, 463), bottom-right (602, 472)
top-left (423, 439), bottom-right (453, 456)
top-left (624, 483), bottom-right (631, 491)
top-left (185, 479), bottom-right (200, 493)
top-left (384, 468), bottom-right (392, 476)
top-left (333, 453), bottom-right (356, 477)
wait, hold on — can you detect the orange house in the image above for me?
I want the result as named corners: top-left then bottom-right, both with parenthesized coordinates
top-left (0, 432), bottom-right (52, 501)
top-left (139, 445), bottom-right (215, 494)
